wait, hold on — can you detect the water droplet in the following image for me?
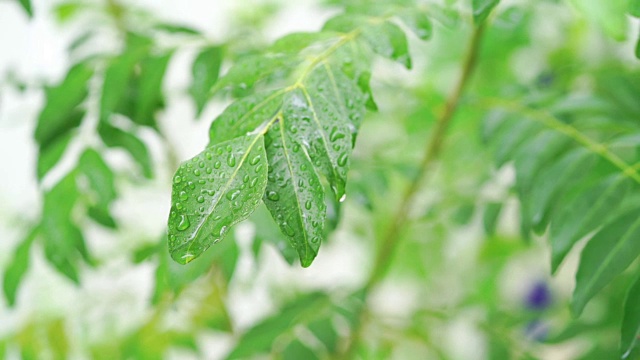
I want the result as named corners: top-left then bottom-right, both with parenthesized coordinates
top-left (170, 211), bottom-right (177, 218)
top-left (311, 220), bottom-right (319, 228)
top-left (311, 236), bottom-right (320, 244)
top-left (206, 167), bottom-right (212, 174)
top-left (176, 202), bottom-right (184, 210)
top-left (205, 152), bottom-right (212, 160)
top-left (213, 215), bottom-right (222, 221)
top-left (197, 195), bottom-right (205, 203)
top-left (194, 169), bottom-right (201, 176)
top-left (282, 223), bottom-right (295, 236)
top-left (214, 161), bottom-right (222, 169)
top-left (292, 144), bottom-right (300, 153)
top-left (173, 175), bottom-right (182, 184)
top-left (179, 191), bottom-right (188, 201)
top-left (300, 164), bottom-right (308, 171)
top-left (188, 181), bottom-right (195, 189)
top-left (219, 226), bottom-right (228, 236)
top-left (339, 194), bottom-right (346, 202)
top-left (199, 161), bottom-right (205, 168)
top-left (181, 253), bottom-right (195, 263)
top-left (256, 164), bottom-right (264, 173)
top-left (267, 191), bottom-right (280, 201)
top-left (227, 154), bottom-right (236, 167)
top-left (226, 189), bottom-right (241, 201)
top-left (346, 99), bottom-right (355, 109)
top-left (199, 206), bottom-right (205, 212)
top-left (305, 200), bottom-right (312, 210)
top-left (177, 215), bottom-right (190, 231)
top-left (250, 177), bottom-right (259, 188)
top-left (338, 153), bottom-right (348, 167)
top-left (226, 145), bottom-right (233, 152)
top-left (250, 155), bottom-right (261, 165)
top-left (330, 127), bottom-right (345, 142)
top-left (216, 148), bottom-right (223, 155)
top-left (198, 180), bottom-right (206, 184)
top-left (289, 126), bottom-right (298, 134)
top-left (243, 174), bottom-right (250, 183)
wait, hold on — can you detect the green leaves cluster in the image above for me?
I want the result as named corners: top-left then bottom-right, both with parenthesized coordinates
top-left (167, 7), bottom-right (433, 267)
top-left (482, 69), bottom-right (640, 357)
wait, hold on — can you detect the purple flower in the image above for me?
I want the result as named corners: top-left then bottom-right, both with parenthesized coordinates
top-left (525, 281), bottom-right (552, 311)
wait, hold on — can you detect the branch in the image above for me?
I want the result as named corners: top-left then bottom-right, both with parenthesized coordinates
top-left (339, 23), bottom-right (486, 358)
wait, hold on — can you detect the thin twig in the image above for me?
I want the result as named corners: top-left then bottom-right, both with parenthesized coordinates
top-left (338, 24), bottom-right (486, 358)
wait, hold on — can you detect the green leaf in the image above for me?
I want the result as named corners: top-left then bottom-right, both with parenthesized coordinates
top-left (37, 131), bottom-right (73, 181)
top-left (550, 176), bottom-right (630, 272)
top-left (324, 16), bottom-right (412, 68)
top-left (636, 30), bottom-right (640, 59)
top-left (472, 0), bottom-right (500, 24)
top-left (133, 52), bottom-right (172, 128)
top-left (483, 202), bottom-right (502, 235)
top-left (78, 148), bottom-right (116, 206)
top-left (16, 0), bottom-right (33, 17)
top-left (308, 318), bottom-right (339, 352)
top-left (87, 205), bottom-right (117, 228)
top-left (622, 274), bottom-right (640, 359)
top-left (225, 292), bottom-right (329, 360)
top-left (41, 172), bottom-right (87, 282)
top-left (190, 46), bottom-right (223, 116)
top-left (154, 23), bottom-right (201, 35)
top-left (216, 54), bottom-right (297, 96)
top-left (263, 120), bottom-right (326, 267)
top-left (168, 135), bottom-right (268, 264)
top-left (34, 63), bottom-right (92, 148)
top-left (572, 207), bottom-right (640, 315)
top-left (631, 0), bottom-right (640, 17)
top-left (398, 10), bottom-right (433, 40)
top-left (100, 47), bottom-right (148, 121)
top-left (3, 227), bottom-right (38, 307)
top-left (282, 340), bottom-right (319, 360)
top-left (98, 122), bottom-right (154, 178)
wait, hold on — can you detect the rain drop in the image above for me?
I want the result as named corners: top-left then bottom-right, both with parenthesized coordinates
top-left (305, 200), bottom-right (312, 210)
top-left (214, 161), bottom-right (222, 169)
top-left (173, 175), bottom-right (182, 184)
top-left (227, 154), bottom-right (236, 167)
top-left (267, 191), bottom-right (280, 201)
top-left (177, 215), bottom-right (190, 231)
top-left (337, 153), bottom-right (348, 167)
top-left (250, 155), bottom-right (261, 165)
top-left (197, 195), bottom-right (205, 203)
top-left (179, 191), bottom-right (188, 201)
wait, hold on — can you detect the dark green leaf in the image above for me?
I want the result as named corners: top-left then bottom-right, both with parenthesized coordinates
top-left (154, 23), bottom-right (201, 35)
top-left (168, 135), bottom-right (268, 264)
top-left (190, 46), bottom-right (223, 116)
top-left (133, 52), bottom-right (172, 128)
top-left (98, 122), bottom-right (153, 178)
top-left (225, 293), bottom-right (329, 360)
top-left (37, 132), bottom-right (73, 181)
top-left (572, 207), bottom-right (640, 315)
top-left (282, 340), bottom-right (319, 360)
top-left (308, 318), bottom-right (339, 352)
top-left (263, 120), bottom-right (326, 267)
top-left (16, 0), bottom-right (33, 17)
top-left (631, 0), bottom-right (640, 17)
top-left (3, 226), bottom-right (38, 306)
top-left (472, 0), bottom-right (500, 24)
top-left (78, 148), bottom-right (116, 206)
top-left (41, 172), bottom-right (88, 282)
top-left (550, 176), bottom-right (630, 272)
top-left (621, 274), bottom-right (640, 358)
top-left (483, 202), bottom-right (502, 235)
top-left (34, 63), bottom-right (92, 148)
top-left (100, 47), bottom-right (148, 121)
top-left (87, 205), bottom-right (117, 228)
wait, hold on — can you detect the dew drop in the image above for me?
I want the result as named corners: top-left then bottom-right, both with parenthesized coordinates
top-left (339, 194), bottom-right (346, 203)
top-left (243, 174), bottom-right (250, 183)
top-left (205, 152), bottom-right (212, 160)
top-left (267, 191), bottom-right (280, 201)
top-left (337, 153), bottom-right (348, 167)
top-left (305, 200), bottom-right (312, 210)
top-left (214, 161), bottom-right (222, 169)
top-left (194, 169), bottom-right (201, 176)
top-left (197, 195), bottom-right (205, 203)
top-left (177, 215), bottom-right (190, 231)
top-left (330, 127), bottom-right (345, 142)
top-left (206, 167), bottom-right (212, 174)
top-left (250, 155), bottom-right (261, 165)
top-left (292, 144), bottom-right (300, 153)
top-left (173, 175), bottom-right (182, 184)
top-left (176, 202), bottom-right (184, 210)
top-left (219, 226), bottom-right (228, 236)
top-left (256, 164), bottom-right (264, 173)
top-left (311, 236), bottom-right (320, 244)
top-left (227, 154), bottom-right (236, 167)
top-left (282, 222), bottom-right (295, 236)
top-left (198, 161), bottom-right (205, 168)
top-left (300, 164), bottom-right (308, 171)
top-left (188, 181), bottom-right (195, 189)
top-left (226, 189), bottom-right (241, 201)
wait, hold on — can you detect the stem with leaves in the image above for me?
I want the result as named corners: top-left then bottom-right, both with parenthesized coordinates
top-left (340, 23), bottom-right (486, 358)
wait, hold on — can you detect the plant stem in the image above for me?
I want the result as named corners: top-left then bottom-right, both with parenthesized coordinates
top-left (339, 24), bottom-right (486, 358)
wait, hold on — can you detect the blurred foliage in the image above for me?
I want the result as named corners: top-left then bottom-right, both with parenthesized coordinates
top-left (1, 0), bottom-right (640, 359)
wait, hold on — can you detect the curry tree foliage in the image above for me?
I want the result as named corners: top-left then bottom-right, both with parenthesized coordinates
top-left (3, 0), bottom-right (640, 358)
